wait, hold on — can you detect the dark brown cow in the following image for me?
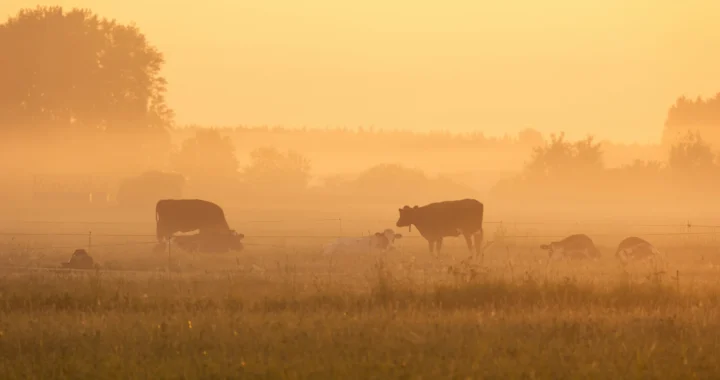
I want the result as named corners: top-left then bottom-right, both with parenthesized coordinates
top-left (155, 199), bottom-right (244, 252)
top-left (61, 249), bottom-right (95, 269)
top-left (396, 198), bottom-right (484, 254)
top-left (156, 199), bottom-right (231, 241)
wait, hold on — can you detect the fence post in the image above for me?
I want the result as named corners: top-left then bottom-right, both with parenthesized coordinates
top-left (338, 218), bottom-right (343, 238)
top-left (167, 238), bottom-right (172, 273)
top-left (88, 231), bottom-right (92, 253)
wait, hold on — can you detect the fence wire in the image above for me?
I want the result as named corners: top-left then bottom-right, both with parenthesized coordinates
top-left (0, 218), bottom-right (717, 253)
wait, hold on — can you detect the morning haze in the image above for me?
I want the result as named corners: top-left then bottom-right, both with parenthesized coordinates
top-left (4, 0), bottom-right (720, 142)
top-left (2, 2), bottom-right (720, 378)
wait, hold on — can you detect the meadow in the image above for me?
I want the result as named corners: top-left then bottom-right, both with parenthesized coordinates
top-left (1, 216), bottom-right (720, 379)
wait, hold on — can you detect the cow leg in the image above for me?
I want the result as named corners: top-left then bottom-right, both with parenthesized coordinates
top-left (428, 239), bottom-right (435, 254)
top-left (436, 238), bottom-right (444, 253)
top-left (464, 233), bottom-right (474, 252)
top-left (475, 229), bottom-right (484, 255)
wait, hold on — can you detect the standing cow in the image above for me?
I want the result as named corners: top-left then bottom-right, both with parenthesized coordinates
top-left (395, 198), bottom-right (484, 254)
top-left (155, 199), bottom-right (244, 252)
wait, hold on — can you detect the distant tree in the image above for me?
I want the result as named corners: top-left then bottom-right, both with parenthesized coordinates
top-left (524, 133), bottom-right (604, 185)
top-left (517, 128), bottom-right (544, 147)
top-left (574, 136), bottom-right (604, 171)
top-left (242, 147), bottom-right (311, 192)
top-left (524, 133), bottom-right (603, 180)
top-left (662, 93), bottom-right (720, 148)
top-left (668, 131), bottom-right (715, 173)
top-left (0, 6), bottom-right (173, 134)
top-left (171, 129), bottom-right (239, 182)
top-left (354, 164), bottom-right (428, 189)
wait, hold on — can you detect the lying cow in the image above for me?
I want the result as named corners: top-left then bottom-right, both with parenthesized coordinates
top-left (61, 249), bottom-right (95, 270)
top-left (615, 236), bottom-right (663, 263)
top-left (323, 229), bottom-right (403, 255)
top-left (540, 234), bottom-right (601, 260)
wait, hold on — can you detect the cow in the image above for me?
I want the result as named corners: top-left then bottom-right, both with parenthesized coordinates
top-left (61, 249), bottom-right (95, 270)
top-left (155, 199), bottom-right (244, 252)
top-left (323, 229), bottom-right (403, 255)
top-left (615, 236), bottom-right (663, 263)
top-left (156, 199), bottom-right (231, 240)
top-left (395, 198), bottom-right (484, 254)
top-left (540, 234), bottom-right (601, 260)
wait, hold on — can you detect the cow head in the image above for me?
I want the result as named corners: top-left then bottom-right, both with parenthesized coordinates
top-left (374, 228), bottom-right (403, 250)
top-left (228, 230), bottom-right (245, 251)
top-left (396, 205), bottom-right (418, 232)
top-left (539, 242), bottom-right (562, 258)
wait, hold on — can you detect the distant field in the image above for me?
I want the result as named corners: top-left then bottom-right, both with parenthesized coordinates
top-left (1, 220), bottom-right (720, 379)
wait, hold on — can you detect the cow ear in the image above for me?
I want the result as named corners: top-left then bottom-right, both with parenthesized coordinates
top-left (398, 208), bottom-right (402, 212)
top-left (374, 232), bottom-right (382, 237)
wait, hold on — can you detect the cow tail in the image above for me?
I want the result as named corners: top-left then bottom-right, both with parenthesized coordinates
top-left (155, 201), bottom-right (162, 241)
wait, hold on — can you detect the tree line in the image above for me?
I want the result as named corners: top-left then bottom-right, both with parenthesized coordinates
top-left (2, 6), bottom-right (720, 208)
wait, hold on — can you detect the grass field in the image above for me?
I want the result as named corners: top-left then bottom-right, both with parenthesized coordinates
top-left (2, 220), bottom-right (720, 379)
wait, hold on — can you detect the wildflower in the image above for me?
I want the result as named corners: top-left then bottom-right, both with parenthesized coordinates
top-left (203, 351), bottom-right (207, 356)
top-left (188, 320), bottom-right (193, 329)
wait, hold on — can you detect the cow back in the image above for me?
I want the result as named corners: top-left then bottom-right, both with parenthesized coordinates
top-left (156, 199), bottom-right (231, 240)
top-left (413, 199), bottom-right (484, 237)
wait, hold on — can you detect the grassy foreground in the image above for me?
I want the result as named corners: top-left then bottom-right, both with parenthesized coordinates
top-left (1, 256), bottom-right (719, 380)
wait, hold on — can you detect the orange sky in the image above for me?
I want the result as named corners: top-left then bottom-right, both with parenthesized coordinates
top-left (3, 0), bottom-right (720, 143)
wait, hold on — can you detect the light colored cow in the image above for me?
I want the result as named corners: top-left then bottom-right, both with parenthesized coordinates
top-left (323, 229), bottom-right (403, 255)
top-left (615, 236), bottom-right (664, 264)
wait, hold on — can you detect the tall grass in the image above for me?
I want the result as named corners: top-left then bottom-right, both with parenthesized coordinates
top-left (1, 239), bottom-right (720, 378)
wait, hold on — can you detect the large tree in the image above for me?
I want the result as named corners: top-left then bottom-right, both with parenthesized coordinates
top-left (0, 6), bottom-right (172, 132)
top-left (0, 6), bottom-right (173, 172)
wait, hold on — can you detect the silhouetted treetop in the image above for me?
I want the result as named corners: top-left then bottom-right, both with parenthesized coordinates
top-left (171, 129), bottom-right (239, 181)
top-left (668, 131), bottom-right (715, 173)
top-left (242, 147), bottom-right (312, 192)
top-left (523, 133), bottom-right (604, 180)
top-left (0, 6), bottom-right (173, 135)
top-left (663, 94), bottom-right (720, 147)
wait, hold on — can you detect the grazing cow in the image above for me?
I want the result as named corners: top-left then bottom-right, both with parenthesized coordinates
top-left (155, 199), bottom-right (244, 252)
top-left (540, 234), bottom-right (601, 260)
top-left (156, 199), bottom-right (231, 240)
top-left (61, 249), bottom-right (95, 269)
top-left (323, 229), bottom-right (403, 255)
top-left (615, 236), bottom-right (663, 263)
top-left (395, 198), bottom-right (484, 254)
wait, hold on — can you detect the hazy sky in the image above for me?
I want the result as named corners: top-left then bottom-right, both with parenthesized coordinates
top-left (3, 0), bottom-right (720, 143)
